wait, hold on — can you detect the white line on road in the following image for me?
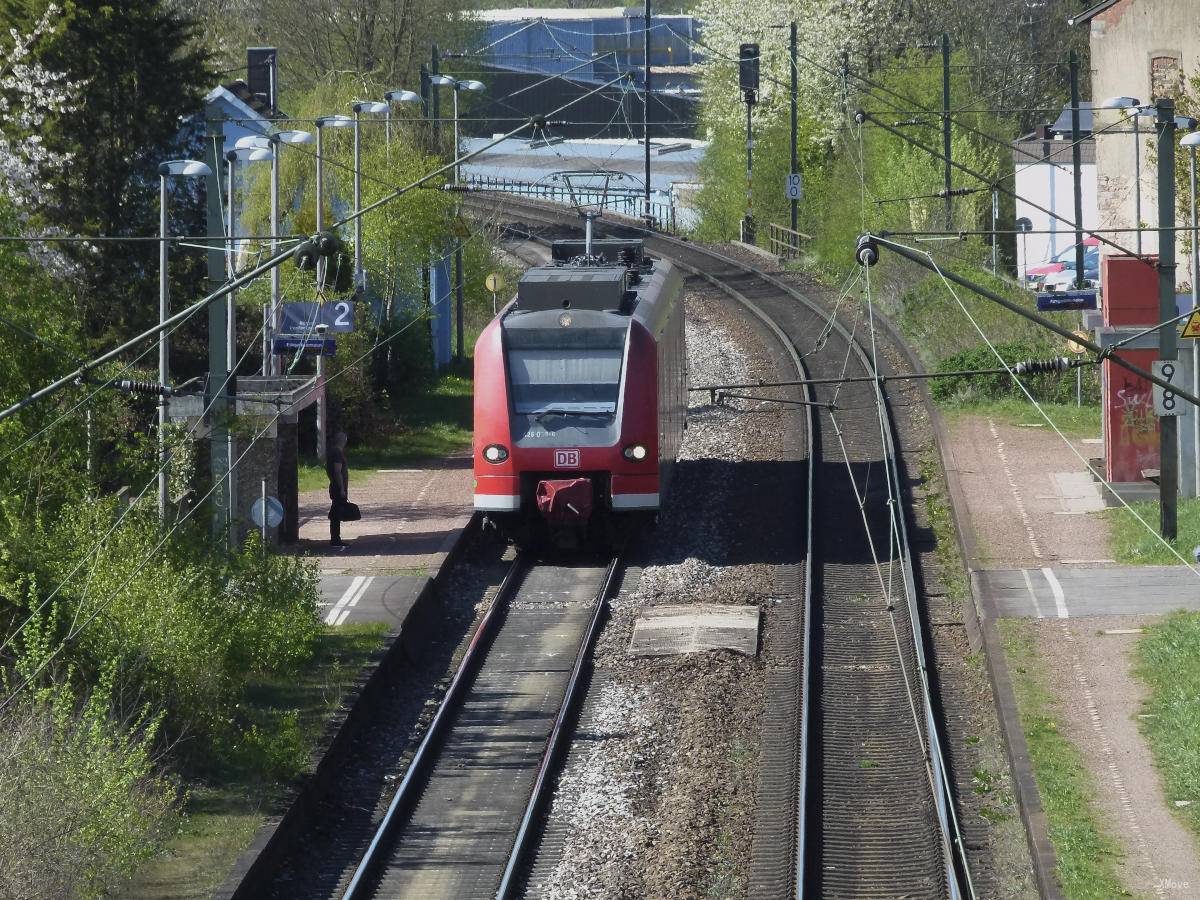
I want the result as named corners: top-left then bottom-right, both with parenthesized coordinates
top-left (325, 576), bottom-right (372, 626)
top-left (1021, 568), bottom-right (1044, 618)
top-left (1041, 567), bottom-right (1069, 619)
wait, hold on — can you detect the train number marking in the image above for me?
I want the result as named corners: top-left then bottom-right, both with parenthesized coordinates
top-left (554, 449), bottom-right (581, 468)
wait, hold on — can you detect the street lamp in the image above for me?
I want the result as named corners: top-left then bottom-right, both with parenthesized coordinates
top-left (1099, 95), bottom-right (1156, 254)
top-left (157, 158), bottom-right (211, 523)
top-left (351, 100), bottom-right (389, 294)
top-left (264, 130), bottom-right (314, 374)
top-left (429, 75), bottom-right (485, 183)
top-left (383, 89), bottom-right (421, 148)
top-left (314, 115), bottom-right (354, 290)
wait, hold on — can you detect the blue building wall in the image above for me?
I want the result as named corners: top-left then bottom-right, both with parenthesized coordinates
top-left (480, 13), bottom-right (700, 84)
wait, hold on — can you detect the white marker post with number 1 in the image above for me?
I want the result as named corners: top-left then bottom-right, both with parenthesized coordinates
top-left (1154, 359), bottom-right (1184, 417)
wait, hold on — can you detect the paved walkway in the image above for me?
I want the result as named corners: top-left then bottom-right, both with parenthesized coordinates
top-left (977, 566), bottom-right (1200, 618)
top-left (293, 456), bottom-right (474, 628)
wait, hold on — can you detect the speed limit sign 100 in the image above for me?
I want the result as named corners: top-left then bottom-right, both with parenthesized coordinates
top-left (1153, 359), bottom-right (1184, 417)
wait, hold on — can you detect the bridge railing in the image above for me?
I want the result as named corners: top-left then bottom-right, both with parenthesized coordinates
top-left (464, 174), bottom-right (678, 233)
top-left (768, 222), bottom-right (813, 262)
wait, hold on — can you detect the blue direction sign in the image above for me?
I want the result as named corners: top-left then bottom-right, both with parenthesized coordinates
top-left (281, 300), bottom-right (356, 334)
top-left (1036, 289), bottom-right (1098, 312)
top-left (272, 336), bottom-right (336, 356)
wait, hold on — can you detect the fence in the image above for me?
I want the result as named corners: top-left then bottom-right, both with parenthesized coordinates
top-left (465, 174), bottom-right (678, 233)
top-left (767, 222), bottom-right (813, 261)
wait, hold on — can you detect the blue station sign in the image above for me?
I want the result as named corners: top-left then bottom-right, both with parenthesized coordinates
top-left (1036, 289), bottom-right (1098, 312)
top-left (272, 336), bottom-right (336, 356)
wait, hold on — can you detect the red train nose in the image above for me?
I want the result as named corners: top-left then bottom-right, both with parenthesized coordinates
top-left (535, 478), bottom-right (594, 525)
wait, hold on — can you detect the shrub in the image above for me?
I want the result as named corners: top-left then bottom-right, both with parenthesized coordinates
top-left (930, 341), bottom-right (1099, 406)
top-left (0, 672), bottom-right (178, 899)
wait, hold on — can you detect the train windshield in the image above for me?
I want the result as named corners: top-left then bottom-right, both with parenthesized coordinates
top-left (506, 328), bottom-right (626, 416)
top-left (508, 348), bottom-right (623, 414)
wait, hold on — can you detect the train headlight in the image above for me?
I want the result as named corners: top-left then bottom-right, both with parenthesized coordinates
top-left (623, 443), bottom-right (648, 461)
top-left (558, 312), bottom-right (573, 328)
top-left (483, 444), bottom-right (509, 464)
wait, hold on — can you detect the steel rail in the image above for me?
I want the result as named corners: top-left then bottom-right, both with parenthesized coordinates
top-left (341, 554), bottom-right (529, 900)
top-left (473, 192), bottom-right (971, 898)
top-left (495, 553), bottom-right (623, 899)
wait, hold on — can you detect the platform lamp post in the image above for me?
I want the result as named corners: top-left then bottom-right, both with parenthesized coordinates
top-left (226, 138), bottom-right (274, 367)
top-left (264, 129), bottom-right (314, 375)
top-left (352, 100), bottom-right (390, 296)
top-left (1099, 96), bottom-right (1151, 255)
top-left (428, 75), bottom-right (485, 184)
top-left (383, 89), bottom-right (422, 151)
top-left (157, 159), bottom-right (212, 524)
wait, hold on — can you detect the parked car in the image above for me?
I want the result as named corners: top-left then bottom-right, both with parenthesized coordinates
top-left (1026, 237), bottom-right (1101, 290)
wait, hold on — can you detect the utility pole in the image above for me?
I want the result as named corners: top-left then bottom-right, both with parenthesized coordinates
top-left (1069, 50), bottom-right (1085, 288)
top-left (739, 42), bottom-right (759, 243)
top-left (643, 0), bottom-right (652, 224)
top-left (1156, 98), bottom-right (1179, 540)
top-left (790, 21), bottom-right (799, 234)
top-left (941, 32), bottom-right (953, 231)
top-left (205, 108), bottom-right (234, 545)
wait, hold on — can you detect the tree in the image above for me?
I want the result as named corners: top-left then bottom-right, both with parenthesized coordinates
top-left (2, 0), bottom-right (213, 348)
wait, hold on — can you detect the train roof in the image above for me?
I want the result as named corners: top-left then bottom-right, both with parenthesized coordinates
top-left (506, 239), bottom-right (681, 337)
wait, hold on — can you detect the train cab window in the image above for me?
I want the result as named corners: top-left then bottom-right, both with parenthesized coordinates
top-left (505, 327), bottom-right (627, 416)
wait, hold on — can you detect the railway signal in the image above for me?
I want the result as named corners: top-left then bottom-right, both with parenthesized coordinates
top-left (739, 43), bottom-right (759, 244)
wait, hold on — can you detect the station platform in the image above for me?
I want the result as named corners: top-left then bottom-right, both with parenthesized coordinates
top-left (293, 456), bottom-right (474, 628)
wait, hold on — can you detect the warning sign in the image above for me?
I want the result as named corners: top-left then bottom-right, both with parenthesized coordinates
top-left (1182, 309), bottom-right (1200, 339)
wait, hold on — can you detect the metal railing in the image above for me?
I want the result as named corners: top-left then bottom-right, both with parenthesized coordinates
top-left (768, 222), bottom-right (812, 261)
top-left (465, 174), bottom-right (678, 233)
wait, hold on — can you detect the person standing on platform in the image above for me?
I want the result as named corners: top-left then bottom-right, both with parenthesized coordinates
top-left (327, 432), bottom-right (350, 548)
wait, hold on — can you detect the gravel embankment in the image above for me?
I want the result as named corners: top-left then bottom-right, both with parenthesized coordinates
top-left (529, 286), bottom-right (803, 900)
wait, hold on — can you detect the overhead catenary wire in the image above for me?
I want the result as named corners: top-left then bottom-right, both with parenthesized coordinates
top-left (0, 73), bottom-right (634, 427)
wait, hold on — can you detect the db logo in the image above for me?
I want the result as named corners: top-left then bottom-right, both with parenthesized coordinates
top-left (554, 449), bottom-right (581, 469)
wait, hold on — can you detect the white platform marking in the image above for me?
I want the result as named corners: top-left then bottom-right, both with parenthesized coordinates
top-left (1041, 567), bottom-right (1069, 619)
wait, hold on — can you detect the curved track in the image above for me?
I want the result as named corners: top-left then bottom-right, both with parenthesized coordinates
top-left (468, 193), bottom-right (972, 899)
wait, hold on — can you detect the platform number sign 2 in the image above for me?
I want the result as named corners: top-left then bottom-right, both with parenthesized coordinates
top-left (1153, 360), bottom-right (1184, 417)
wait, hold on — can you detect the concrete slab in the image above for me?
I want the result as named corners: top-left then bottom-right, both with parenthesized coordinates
top-left (977, 566), bottom-right (1200, 618)
top-left (628, 603), bottom-right (760, 657)
top-left (1051, 471), bottom-right (1106, 513)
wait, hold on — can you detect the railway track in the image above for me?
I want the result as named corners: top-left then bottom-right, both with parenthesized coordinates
top-left (469, 192), bottom-right (974, 898)
top-left (340, 552), bottom-right (622, 900)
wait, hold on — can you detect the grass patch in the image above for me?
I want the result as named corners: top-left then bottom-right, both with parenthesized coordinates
top-left (126, 622), bottom-right (388, 898)
top-left (918, 450), bottom-right (970, 610)
top-left (942, 398), bottom-right (1102, 438)
top-left (1135, 611), bottom-right (1200, 839)
top-left (999, 619), bottom-right (1131, 898)
top-left (298, 370), bottom-right (473, 492)
top-left (1105, 498), bottom-right (1200, 565)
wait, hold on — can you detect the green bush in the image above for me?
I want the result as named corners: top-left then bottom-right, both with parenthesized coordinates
top-left (930, 341), bottom-right (1099, 406)
top-left (1, 499), bottom-right (320, 756)
top-left (0, 670), bottom-right (178, 899)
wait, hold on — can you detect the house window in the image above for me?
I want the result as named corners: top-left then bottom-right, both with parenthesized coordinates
top-left (1151, 55), bottom-right (1181, 101)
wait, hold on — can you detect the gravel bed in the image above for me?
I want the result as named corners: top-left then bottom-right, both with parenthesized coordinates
top-left (528, 284), bottom-right (802, 900)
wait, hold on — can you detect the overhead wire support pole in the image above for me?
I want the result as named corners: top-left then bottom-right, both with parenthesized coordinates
top-left (861, 233), bottom-right (1200, 411)
top-left (643, 0), bottom-right (652, 225)
top-left (790, 21), bottom-right (798, 234)
top-left (1070, 51), bottom-right (1085, 288)
top-left (205, 111), bottom-right (234, 545)
top-left (0, 75), bottom-right (634, 426)
top-left (1156, 99), bottom-right (1179, 540)
top-left (941, 33), bottom-right (952, 230)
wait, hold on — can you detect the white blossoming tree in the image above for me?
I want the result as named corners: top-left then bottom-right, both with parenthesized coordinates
top-left (0, 5), bottom-right (79, 212)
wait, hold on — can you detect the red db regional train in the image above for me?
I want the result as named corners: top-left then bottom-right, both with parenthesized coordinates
top-left (473, 238), bottom-right (686, 546)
